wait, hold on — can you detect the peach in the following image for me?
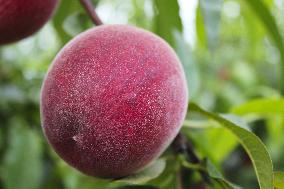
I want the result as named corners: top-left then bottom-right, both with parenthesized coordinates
top-left (0, 0), bottom-right (58, 45)
top-left (40, 25), bottom-right (188, 178)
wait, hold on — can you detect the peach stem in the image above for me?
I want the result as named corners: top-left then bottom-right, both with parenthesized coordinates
top-left (79, 0), bottom-right (103, 25)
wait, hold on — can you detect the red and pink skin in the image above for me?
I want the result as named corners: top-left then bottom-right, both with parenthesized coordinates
top-left (0, 0), bottom-right (58, 45)
top-left (41, 25), bottom-right (188, 179)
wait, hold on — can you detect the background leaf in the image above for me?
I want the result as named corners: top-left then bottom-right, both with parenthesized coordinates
top-left (195, 4), bottom-right (206, 49)
top-left (52, 0), bottom-right (82, 44)
top-left (0, 119), bottom-right (43, 189)
top-left (199, 0), bottom-right (223, 51)
top-left (243, 0), bottom-right (284, 93)
top-left (57, 160), bottom-right (117, 189)
top-left (174, 31), bottom-right (200, 98)
top-left (185, 127), bottom-right (237, 163)
top-left (274, 172), bottom-right (284, 189)
top-left (231, 98), bottom-right (284, 115)
top-left (153, 0), bottom-right (182, 46)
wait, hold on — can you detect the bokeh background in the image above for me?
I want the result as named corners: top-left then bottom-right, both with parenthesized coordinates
top-left (1, 0), bottom-right (284, 188)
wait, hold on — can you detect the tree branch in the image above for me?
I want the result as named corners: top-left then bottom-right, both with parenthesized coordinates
top-left (79, 0), bottom-right (103, 26)
top-left (173, 133), bottom-right (211, 185)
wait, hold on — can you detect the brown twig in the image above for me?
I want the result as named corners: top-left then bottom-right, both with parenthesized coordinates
top-left (173, 133), bottom-right (211, 186)
top-left (79, 0), bottom-right (103, 25)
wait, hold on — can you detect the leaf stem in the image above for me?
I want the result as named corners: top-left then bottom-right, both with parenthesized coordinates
top-left (79, 0), bottom-right (103, 25)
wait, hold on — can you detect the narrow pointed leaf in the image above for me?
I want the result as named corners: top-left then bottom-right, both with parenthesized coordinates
top-left (189, 103), bottom-right (273, 189)
top-left (199, 0), bottom-right (223, 51)
top-left (153, 0), bottom-right (182, 46)
top-left (243, 0), bottom-right (284, 93)
top-left (231, 98), bottom-right (284, 115)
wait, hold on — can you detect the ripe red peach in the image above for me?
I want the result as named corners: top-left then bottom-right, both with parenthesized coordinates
top-left (0, 0), bottom-right (58, 45)
top-left (40, 25), bottom-right (188, 178)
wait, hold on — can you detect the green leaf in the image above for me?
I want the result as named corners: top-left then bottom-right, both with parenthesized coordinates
top-left (116, 158), bottom-right (166, 185)
top-left (206, 160), bottom-right (242, 189)
top-left (57, 160), bottom-right (117, 189)
top-left (206, 128), bottom-right (237, 162)
top-left (183, 114), bottom-right (249, 162)
top-left (274, 172), bottom-right (284, 189)
top-left (0, 85), bottom-right (25, 104)
top-left (189, 103), bottom-right (273, 189)
top-left (148, 156), bottom-right (180, 189)
top-left (220, 114), bottom-right (251, 131)
top-left (231, 98), bottom-right (284, 115)
top-left (241, 2), bottom-right (266, 60)
top-left (184, 126), bottom-right (237, 162)
top-left (195, 4), bottom-right (206, 48)
top-left (173, 31), bottom-right (200, 98)
top-left (153, 0), bottom-right (182, 46)
top-left (199, 0), bottom-right (223, 51)
top-left (243, 0), bottom-right (284, 93)
top-left (52, 0), bottom-right (81, 44)
top-left (0, 119), bottom-right (43, 189)
top-left (63, 12), bottom-right (92, 37)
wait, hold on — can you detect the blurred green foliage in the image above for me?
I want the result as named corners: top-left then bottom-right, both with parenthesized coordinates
top-left (1, 0), bottom-right (284, 188)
